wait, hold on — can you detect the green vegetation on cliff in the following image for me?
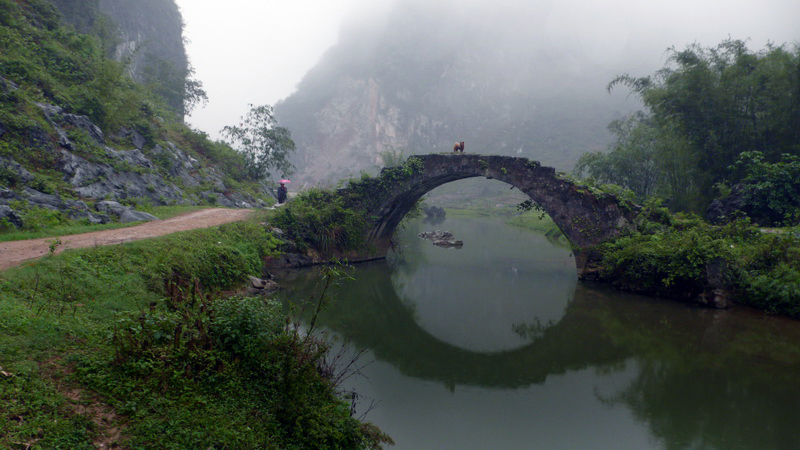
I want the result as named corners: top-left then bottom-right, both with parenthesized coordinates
top-left (0, 0), bottom-right (274, 236)
top-left (1, 2), bottom-right (388, 447)
top-left (1, 0), bottom-right (160, 134)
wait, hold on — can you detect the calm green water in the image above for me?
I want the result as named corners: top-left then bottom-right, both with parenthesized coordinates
top-left (276, 216), bottom-right (800, 449)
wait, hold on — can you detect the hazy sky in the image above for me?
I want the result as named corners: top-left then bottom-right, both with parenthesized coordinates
top-left (176, 0), bottom-right (799, 140)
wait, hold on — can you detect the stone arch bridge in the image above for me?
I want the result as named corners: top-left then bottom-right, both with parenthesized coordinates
top-left (341, 154), bottom-right (639, 278)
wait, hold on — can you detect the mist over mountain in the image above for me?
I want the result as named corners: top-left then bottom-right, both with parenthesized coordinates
top-left (275, 0), bottom-right (645, 185)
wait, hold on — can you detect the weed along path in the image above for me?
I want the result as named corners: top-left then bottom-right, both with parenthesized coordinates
top-left (0, 208), bottom-right (254, 271)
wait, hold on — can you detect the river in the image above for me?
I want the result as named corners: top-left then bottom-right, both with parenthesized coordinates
top-left (275, 215), bottom-right (800, 449)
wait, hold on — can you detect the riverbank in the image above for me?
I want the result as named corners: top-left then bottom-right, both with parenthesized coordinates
top-left (594, 212), bottom-right (800, 318)
top-left (0, 214), bottom-right (389, 448)
top-left (445, 207), bottom-right (569, 246)
top-left (269, 181), bottom-right (800, 319)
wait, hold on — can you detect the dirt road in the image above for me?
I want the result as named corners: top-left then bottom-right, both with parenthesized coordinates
top-left (0, 208), bottom-right (254, 271)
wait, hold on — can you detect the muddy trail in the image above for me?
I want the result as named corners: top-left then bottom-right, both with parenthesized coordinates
top-left (0, 208), bottom-right (254, 271)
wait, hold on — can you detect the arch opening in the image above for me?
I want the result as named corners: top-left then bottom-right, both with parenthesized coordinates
top-left (370, 173), bottom-right (575, 249)
top-left (351, 154), bottom-right (637, 277)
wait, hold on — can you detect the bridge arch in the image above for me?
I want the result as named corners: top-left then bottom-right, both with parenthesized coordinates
top-left (346, 154), bottom-right (638, 277)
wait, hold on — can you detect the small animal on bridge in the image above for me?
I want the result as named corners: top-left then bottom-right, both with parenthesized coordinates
top-left (453, 141), bottom-right (465, 153)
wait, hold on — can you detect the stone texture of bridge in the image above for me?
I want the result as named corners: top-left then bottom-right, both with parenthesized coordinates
top-left (344, 154), bottom-right (639, 278)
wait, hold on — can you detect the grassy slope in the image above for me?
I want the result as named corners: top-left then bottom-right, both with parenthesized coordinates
top-left (0, 214), bottom-right (388, 448)
top-left (0, 0), bottom-right (272, 240)
top-left (1, 2), bottom-right (388, 447)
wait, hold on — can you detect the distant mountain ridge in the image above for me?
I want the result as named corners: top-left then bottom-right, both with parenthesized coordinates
top-left (275, 0), bottom-right (640, 185)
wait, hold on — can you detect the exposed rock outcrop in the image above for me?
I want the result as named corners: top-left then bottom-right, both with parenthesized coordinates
top-left (0, 156), bottom-right (35, 186)
top-left (0, 186), bottom-right (109, 225)
top-left (244, 275), bottom-right (279, 297)
top-left (95, 200), bottom-right (157, 223)
top-left (0, 101), bottom-right (265, 229)
top-left (0, 205), bottom-right (23, 228)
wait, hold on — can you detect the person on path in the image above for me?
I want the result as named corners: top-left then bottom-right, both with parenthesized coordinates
top-left (277, 182), bottom-right (288, 204)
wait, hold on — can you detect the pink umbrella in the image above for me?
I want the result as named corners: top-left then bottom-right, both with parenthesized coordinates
top-left (279, 179), bottom-right (291, 184)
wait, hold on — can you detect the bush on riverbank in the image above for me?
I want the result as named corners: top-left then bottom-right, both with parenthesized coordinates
top-left (598, 211), bottom-right (800, 318)
top-left (271, 188), bottom-right (369, 253)
top-left (0, 220), bottom-right (390, 448)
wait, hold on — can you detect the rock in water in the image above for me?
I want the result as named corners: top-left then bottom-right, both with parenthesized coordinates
top-left (419, 230), bottom-right (463, 248)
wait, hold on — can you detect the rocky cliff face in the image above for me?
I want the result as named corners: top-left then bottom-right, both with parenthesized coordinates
top-left (294, 76), bottom-right (444, 182)
top-left (49, 0), bottom-right (188, 116)
top-left (0, 2), bottom-right (268, 231)
top-left (1, 98), bottom-right (267, 229)
top-left (275, 0), bottom-right (639, 186)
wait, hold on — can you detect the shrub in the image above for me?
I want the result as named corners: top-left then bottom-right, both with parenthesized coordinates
top-left (271, 188), bottom-right (368, 253)
top-left (211, 296), bottom-right (283, 362)
top-left (599, 212), bottom-right (800, 318)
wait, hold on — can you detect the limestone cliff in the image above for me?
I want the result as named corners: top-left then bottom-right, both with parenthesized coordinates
top-left (275, 0), bottom-right (638, 185)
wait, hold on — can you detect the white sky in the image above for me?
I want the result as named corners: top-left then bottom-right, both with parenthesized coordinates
top-left (177, 0), bottom-right (389, 138)
top-left (177, 0), bottom-right (800, 140)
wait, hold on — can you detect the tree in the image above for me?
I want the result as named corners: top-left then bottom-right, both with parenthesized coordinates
top-left (221, 104), bottom-right (296, 181)
top-left (376, 147), bottom-right (406, 169)
top-left (575, 111), bottom-right (660, 200)
top-left (604, 39), bottom-right (800, 210)
top-left (730, 151), bottom-right (800, 226)
top-left (183, 66), bottom-right (208, 116)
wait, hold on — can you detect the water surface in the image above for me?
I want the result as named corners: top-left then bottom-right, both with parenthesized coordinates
top-left (277, 216), bottom-right (800, 449)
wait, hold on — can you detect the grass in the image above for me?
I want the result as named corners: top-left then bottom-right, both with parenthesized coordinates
top-left (0, 217), bottom-right (388, 448)
top-left (0, 205), bottom-right (213, 242)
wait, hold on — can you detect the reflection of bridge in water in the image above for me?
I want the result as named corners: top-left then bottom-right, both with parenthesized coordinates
top-left (340, 154), bottom-right (639, 277)
top-left (281, 263), bottom-right (633, 388)
top-left (277, 241), bottom-right (800, 449)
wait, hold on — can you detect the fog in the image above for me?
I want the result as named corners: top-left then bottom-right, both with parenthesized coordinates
top-left (178, 0), bottom-right (799, 140)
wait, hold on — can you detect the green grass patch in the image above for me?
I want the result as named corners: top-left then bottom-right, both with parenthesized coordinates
top-left (0, 205), bottom-right (211, 242)
top-left (0, 220), bottom-right (389, 447)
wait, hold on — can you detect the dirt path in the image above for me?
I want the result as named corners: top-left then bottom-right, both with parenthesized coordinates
top-left (0, 208), bottom-right (254, 271)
